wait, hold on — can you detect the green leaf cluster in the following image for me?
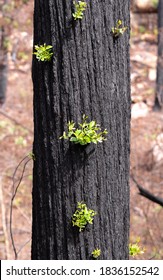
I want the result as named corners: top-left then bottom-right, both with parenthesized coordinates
top-left (112, 20), bottom-right (127, 37)
top-left (129, 238), bottom-right (145, 257)
top-left (92, 248), bottom-right (101, 259)
top-left (60, 115), bottom-right (108, 145)
top-left (33, 43), bottom-right (53, 62)
top-left (72, 1), bottom-right (87, 20)
top-left (72, 202), bottom-right (96, 232)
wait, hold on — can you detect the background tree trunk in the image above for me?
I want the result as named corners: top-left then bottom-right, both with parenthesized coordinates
top-left (154, 0), bottom-right (163, 110)
top-left (0, 27), bottom-right (8, 105)
top-left (32, 0), bottom-right (131, 260)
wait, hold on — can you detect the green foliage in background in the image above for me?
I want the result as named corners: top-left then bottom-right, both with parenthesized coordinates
top-left (152, 0), bottom-right (158, 9)
top-left (139, 25), bottom-right (146, 34)
top-left (15, 136), bottom-right (27, 147)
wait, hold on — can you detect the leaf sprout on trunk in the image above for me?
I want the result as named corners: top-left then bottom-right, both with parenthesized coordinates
top-left (59, 115), bottom-right (108, 145)
top-left (72, 1), bottom-right (87, 20)
top-left (33, 43), bottom-right (53, 62)
top-left (129, 237), bottom-right (145, 257)
top-left (111, 20), bottom-right (127, 37)
top-left (72, 202), bottom-right (97, 232)
top-left (92, 248), bottom-right (101, 259)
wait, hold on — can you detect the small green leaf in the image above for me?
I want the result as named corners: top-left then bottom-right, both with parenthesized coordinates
top-left (70, 137), bottom-right (78, 142)
top-left (117, 19), bottom-right (122, 26)
top-left (83, 136), bottom-right (91, 143)
top-left (89, 121), bottom-right (96, 128)
top-left (74, 129), bottom-right (82, 136)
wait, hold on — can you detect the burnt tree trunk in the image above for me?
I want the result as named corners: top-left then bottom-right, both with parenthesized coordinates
top-left (154, 0), bottom-right (163, 110)
top-left (32, 0), bottom-right (131, 260)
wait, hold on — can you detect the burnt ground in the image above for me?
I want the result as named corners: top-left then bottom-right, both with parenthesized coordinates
top-left (0, 2), bottom-right (163, 259)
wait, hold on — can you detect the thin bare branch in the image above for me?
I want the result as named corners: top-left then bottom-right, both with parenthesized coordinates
top-left (16, 238), bottom-right (31, 256)
top-left (131, 175), bottom-right (163, 207)
top-left (10, 156), bottom-right (32, 260)
top-left (0, 176), bottom-right (10, 259)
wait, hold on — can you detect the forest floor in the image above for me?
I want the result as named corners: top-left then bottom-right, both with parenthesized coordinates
top-left (0, 2), bottom-right (163, 260)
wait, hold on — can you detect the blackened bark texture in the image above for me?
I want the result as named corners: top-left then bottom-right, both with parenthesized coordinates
top-left (0, 27), bottom-right (8, 105)
top-left (32, 0), bottom-right (131, 260)
top-left (154, 0), bottom-right (163, 110)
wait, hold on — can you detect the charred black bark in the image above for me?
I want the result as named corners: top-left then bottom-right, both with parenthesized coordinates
top-left (32, 0), bottom-right (131, 260)
top-left (154, 0), bottom-right (163, 110)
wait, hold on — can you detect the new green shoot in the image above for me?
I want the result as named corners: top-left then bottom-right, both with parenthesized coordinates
top-left (72, 202), bottom-right (97, 232)
top-left (92, 248), bottom-right (101, 259)
top-left (129, 237), bottom-right (145, 257)
top-left (33, 43), bottom-right (53, 62)
top-left (112, 20), bottom-right (127, 37)
top-left (72, 1), bottom-right (87, 20)
top-left (60, 115), bottom-right (108, 145)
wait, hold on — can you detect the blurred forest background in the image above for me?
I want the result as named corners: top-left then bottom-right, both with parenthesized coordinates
top-left (0, 0), bottom-right (163, 259)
